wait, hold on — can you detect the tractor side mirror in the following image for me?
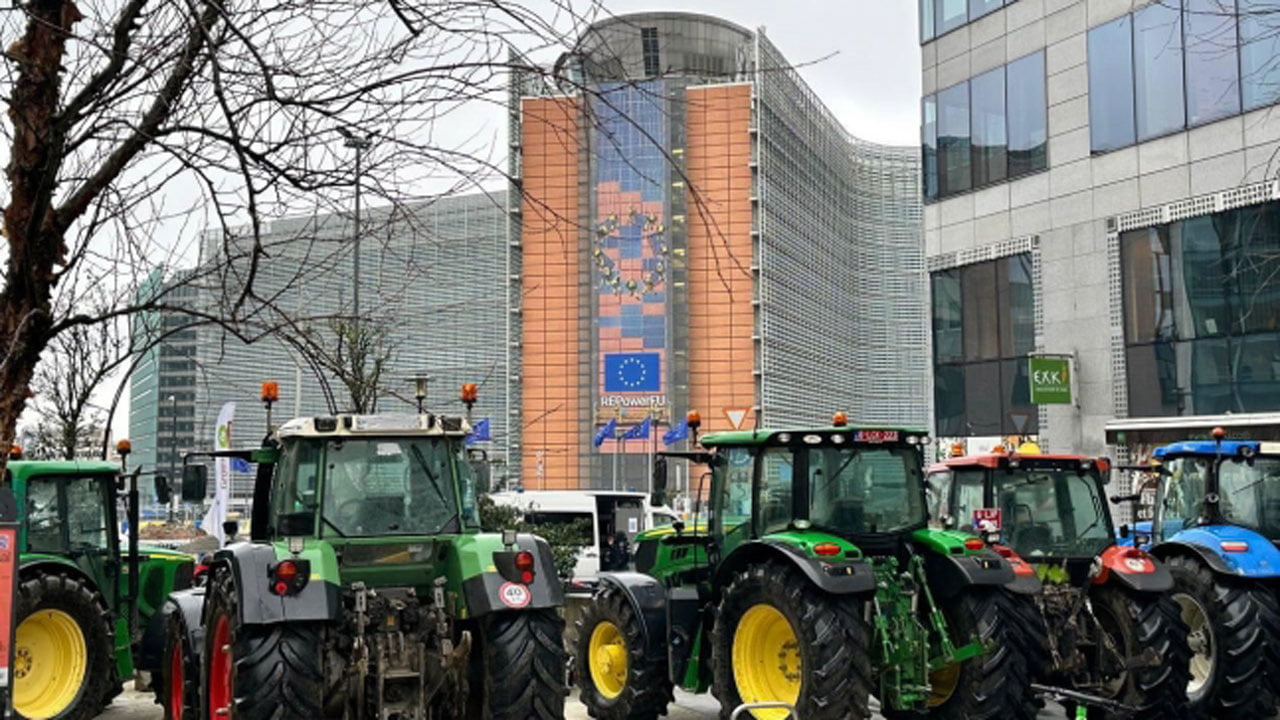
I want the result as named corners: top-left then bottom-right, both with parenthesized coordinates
top-left (278, 511), bottom-right (315, 536)
top-left (154, 475), bottom-right (172, 505)
top-left (1119, 523), bottom-right (1131, 539)
top-left (222, 520), bottom-right (239, 542)
top-left (181, 464), bottom-right (208, 502)
top-left (651, 457), bottom-right (668, 508)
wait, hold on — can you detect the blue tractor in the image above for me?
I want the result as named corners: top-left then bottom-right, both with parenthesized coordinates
top-left (1121, 431), bottom-right (1280, 719)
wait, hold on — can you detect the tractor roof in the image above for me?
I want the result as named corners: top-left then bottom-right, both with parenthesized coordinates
top-left (929, 452), bottom-right (1101, 472)
top-left (276, 413), bottom-right (472, 439)
top-left (1153, 440), bottom-right (1280, 458)
top-left (6, 460), bottom-right (120, 482)
top-left (700, 426), bottom-right (928, 448)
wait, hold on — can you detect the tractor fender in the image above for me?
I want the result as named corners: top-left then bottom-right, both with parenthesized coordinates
top-left (596, 571), bottom-right (669, 658)
top-left (211, 542), bottom-right (342, 626)
top-left (921, 549), bottom-right (1015, 598)
top-left (17, 557), bottom-right (100, 598)
top-left (460, 534), bottom-right (565, 617)
top-left (137, 588), bottom-right (205, 675)
top-left (1093, 545), bottom-right (1173, 593)
top-left (714, 540), bottom-right (876, 596)
top-left (1151, 525), bottom-right (1280, 579)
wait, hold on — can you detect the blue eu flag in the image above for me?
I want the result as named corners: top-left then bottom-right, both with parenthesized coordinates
top-left (604, 353), bottom-right (661, 392)
top-left (662, 422), bottom-right (688, 446)
top-left (230, 457), bottom-right (252, 473)
top-left (594, 418), bottom-right (618, 447)
top-left (466, 418), bottom-right (491, 445)
top-left (623, 418), bottom-right (651, 440)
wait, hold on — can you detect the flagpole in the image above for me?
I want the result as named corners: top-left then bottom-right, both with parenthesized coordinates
top-left (612, 422), bottom-right (619, 492)
top-left (647, 408), bottom-right (655, 495)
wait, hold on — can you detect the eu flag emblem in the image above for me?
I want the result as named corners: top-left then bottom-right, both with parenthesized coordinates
top-left (604, 353), bottom-right (661, 392)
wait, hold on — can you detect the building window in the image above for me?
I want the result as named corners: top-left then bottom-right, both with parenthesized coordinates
top-left (1239, 0), bottom-right (1280, 111)
top-left (1185, 0), bottom-right (1241, 125)
top-left (932, 254), bottom-right (1038, 436)
top-left (1121, 200), bottom-right (1280, 416)
top-left (1134, 0), bottom-right (1186, 141)
top-left (1088, 16), bottom-right (1137, 152)
top-left (922, 51), bottom-right (1045, 201)
top-left (641, 27), bottom-right (660, 77)
top-left (971, 67), bottom-right (1007, 187)
top-left (921, 0), bottom-right (936, 41)
top-left (936, 0), bottom-right (968, 35)
top-left (922, 0), bottom-right (1012, 41)
top-left (969, 0), bottom-right (1003, 20)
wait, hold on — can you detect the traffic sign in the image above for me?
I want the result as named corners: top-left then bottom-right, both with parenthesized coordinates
top-left (724, 408), bottom-right (749, 430)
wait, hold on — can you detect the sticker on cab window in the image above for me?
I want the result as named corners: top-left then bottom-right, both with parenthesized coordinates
top-left (973, 508), bottom-right (1002, 532)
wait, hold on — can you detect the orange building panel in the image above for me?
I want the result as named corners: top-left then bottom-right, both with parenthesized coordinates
top-left (520, 96), bottom-right (583, 488)
top-left (686, 84), bottom-right (756, 436)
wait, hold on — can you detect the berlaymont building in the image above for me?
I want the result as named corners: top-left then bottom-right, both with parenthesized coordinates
top-left (509, 12), bottom-right (926, 490)
top-left (921, 0), bottom-right (1280, 487)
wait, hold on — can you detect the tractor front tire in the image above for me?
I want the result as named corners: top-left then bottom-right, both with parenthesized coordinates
top-left (884, 587), bottom-right (1039, 720)
top-left (202, 571), bottom-right (327, 720)
top-left (712, 561), bottom-right (871, 720)
top-left (12, 573), bottom-right (114, 720)
top-left (158, 610), bottom-right (199, 720)
top-left (1087, 583), bottom-right (1191, 720)
top-left (469, 608), bottom-right (567, 720)
top-left (575, 584), bottom-right (673, 720)
top-left (1166, 554), bottom-right (1280, 719)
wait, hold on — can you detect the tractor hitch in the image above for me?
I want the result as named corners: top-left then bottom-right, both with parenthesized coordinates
top-left (1031, 683), bottom-right (1135, 718)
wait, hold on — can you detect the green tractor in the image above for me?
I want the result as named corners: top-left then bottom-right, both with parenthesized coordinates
top-left (575, 416), bottom-right (1037, 720)
top-left (7, 446), bottom-right (196, 720)
top-left (157, 406), bottom-right (568, 720)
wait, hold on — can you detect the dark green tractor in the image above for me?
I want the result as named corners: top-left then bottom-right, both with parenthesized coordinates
top-left (158, 408), bottom-right (567, 720)
top-left (8, 448), bottom-right (195, 720)
top-left (575, 417), bottom-right (1038, 720)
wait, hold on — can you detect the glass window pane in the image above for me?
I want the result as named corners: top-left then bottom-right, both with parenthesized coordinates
top-left (937, 0), bottom-right (967, 34)
top-left (1007, 51), bottom-right (1047, 176)
top-left (971, 66), bottom-right (1008, 187)
top-left (1185, 0), bottom-right (1241, 125)
top-left (970, 0), bottom-right (1003, 21)
top-left (66, 479), bottom-right (109, 550)
top-left (962, 261), bottom-right (999, 360)
top-left (1126, 342), bottom-right (1181, 416)
top-left (921, 0), bottom-right (936, 41)
top-left (1240, 0), bottom-right (1280, 110)
top-left (1234, 203), bottom-right (1280, 335)
top-left (1002, 359), bottom-right (1039, 434)
top-left (24, 479), bottom-right (62, 553)
top-left (1176, 211), bottom-right (1236, 339)
top-left (1121, 226), bottom-right (1176, 343)
top-left (1002, 253), bottom-right (1036, 356)
top-left (934, 364), bottom-right (966, 436)
top-left (964, 361), bottom-right (1003, 435)
top-left (1134, 0), bottom-right (1186, 140)
top-left (923, 95), bottom-right (939, 200)
top-left (933, 270), bottom-right (963, 362)
top-left (1088, 16), bottom-right (1137, 151)
top-left (938, 81), bottom-right (972, 196)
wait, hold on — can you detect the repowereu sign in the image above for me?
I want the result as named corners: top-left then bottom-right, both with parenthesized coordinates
top-left (1029, 355), bottom-right (1072, 405)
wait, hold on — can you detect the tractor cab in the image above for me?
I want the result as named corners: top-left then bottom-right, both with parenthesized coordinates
top-left (1148, 438), bottom-right (1280, 545)
top-left (927, 447), bottom-right (1115, 563)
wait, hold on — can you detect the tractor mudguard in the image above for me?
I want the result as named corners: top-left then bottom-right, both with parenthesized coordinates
top-left (212, 542), bottom-right (342, 625)
top-left (1005, 574), bottom-right (1043, 595)
top-left (597, 571), bottom-right (669, 659)
top-left (714, 540), bottom-right (876, 596)
top-left (1151, 525), bottom-right (1280, 579)
top-left (921, 550), bottom-right (1015, 598)
top-left (1093, 545), bottom-right (1173, 593)
top-left (138, 588), bottom-right (205, 674)
top-left (461, 534), bottom-right (564, 616)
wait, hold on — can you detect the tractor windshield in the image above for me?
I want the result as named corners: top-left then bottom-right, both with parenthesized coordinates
top-left (1215, 456), bottom-right (1280, 537)
top-left (803, 446), bottom-right (926, 534)
top-left (321, 438), bottom-right (461, 536)
top-left (993, 466), bottom-right (1112, 558)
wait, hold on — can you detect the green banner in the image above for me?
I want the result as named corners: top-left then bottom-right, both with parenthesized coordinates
top-left (1029, 356), bottom-right (1072, 405)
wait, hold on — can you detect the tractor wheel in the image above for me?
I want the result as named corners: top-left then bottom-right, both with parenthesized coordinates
top-left (468, 609), bottom-right (567, 720)
top-left (884, 588), bottom-right (1038, 720)
top-left (1084, 583), bottom-right (1191, 720)
top-left (12, 573), bottom-right (114, 720)
top-left (1166, 554), bottom-right (1280, 719)
top-left (712, 561), bottom-right (871, 720)
top-left (158, 610), bottom-right (198, 720)
top-left (575, 584), bottom-right (673, 720)
top-left (202, 571), bottom-right (327, 720)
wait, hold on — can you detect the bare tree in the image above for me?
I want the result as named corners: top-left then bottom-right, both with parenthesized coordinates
top-left (295, 318), bottom-right (395, 414)
top-left (28, 313), bottom-right (123, 459)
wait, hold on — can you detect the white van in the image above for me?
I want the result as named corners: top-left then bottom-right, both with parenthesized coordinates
top-left (487, 490), bottom-right (679, 583)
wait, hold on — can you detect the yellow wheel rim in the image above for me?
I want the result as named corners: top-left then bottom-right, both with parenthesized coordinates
top-left (13, 609), bottom-right (89, 719)
top-left (588, 621), bottom-right (628, 699)
top-left (732, 604), bottom-right (800, 720)
top-left (927, 661), bottom-right (961, 707)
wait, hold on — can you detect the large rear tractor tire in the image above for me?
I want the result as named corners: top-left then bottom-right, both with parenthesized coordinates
top-left (711, 561), bottom-right (871, 720)
top-left (469, 609), bottom-right (567, 720)
top-left (202, 571), bottom-right (327, 720)
top-left (158, 610), bottom-right (199, 720)
top-left (1087, 583), bottom-right (1191, 720)
top-left (575, 585), bottom-right (673, 720)
top-left (12, 573), bottom-right (114, 720)
top-left (1166, 554), bottom-right (1280, 719)
top-left (883, 588), bottom-right (1039, 720)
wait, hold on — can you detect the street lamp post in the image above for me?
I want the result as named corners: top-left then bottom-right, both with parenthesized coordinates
top-left (167, 394), bottom-right (177, 522)
top-left (338, 129), bottom-right (373, 319)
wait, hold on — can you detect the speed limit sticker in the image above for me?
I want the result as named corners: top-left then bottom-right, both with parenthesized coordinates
top-left (499, 582), bottom-right (531, 609)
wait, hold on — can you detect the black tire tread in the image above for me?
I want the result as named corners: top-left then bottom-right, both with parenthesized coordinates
top-left (480, 609), bottom-right (568, 720)
top-left (575, 585), bottom-right (673, 720)
top-left (1091, 583), bottom-right (1191, 720)
top-left (15, 572), bottom-right (114, 720)
top-left (157, 609), bottom-right (198, 720)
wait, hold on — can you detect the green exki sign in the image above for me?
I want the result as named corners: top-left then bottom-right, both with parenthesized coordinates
top-left (1029, 355), bottom-right (1072, 405)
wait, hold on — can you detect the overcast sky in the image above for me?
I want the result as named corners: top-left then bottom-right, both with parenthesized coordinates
top-left (591, 1), bottom-right (923, 145)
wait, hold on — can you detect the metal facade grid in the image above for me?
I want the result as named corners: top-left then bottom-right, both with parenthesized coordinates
top-left (753, 34), bottom-right (927, 429)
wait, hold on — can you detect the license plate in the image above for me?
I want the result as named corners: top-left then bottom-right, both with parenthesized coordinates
top-left (854, 430), bottom-right (899, 443)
